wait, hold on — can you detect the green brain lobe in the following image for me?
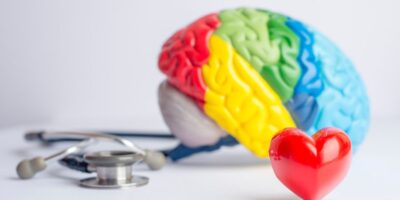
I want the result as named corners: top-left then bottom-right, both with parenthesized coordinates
top-left (215, 8), bottom-right (301, 102)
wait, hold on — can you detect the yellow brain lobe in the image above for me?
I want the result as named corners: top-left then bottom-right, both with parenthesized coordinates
top-left (201, 35), bottom-right (296, 157)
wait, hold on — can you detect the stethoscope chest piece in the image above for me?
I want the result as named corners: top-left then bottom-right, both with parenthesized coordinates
top-left (79, 151), bottom-right (149, 189)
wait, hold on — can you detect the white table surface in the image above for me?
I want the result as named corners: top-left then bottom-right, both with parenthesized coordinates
top-left (0, 118), bottom-right (398, 200)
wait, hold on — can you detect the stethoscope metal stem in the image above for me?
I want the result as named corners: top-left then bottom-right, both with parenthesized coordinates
top-left (44, 138), bottom-right (95, 161)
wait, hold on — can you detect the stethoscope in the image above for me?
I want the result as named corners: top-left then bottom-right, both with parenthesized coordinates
top-left (16, 130), bottom-right (172, 188)
top-left (16, 130), bottom-right (238, 188)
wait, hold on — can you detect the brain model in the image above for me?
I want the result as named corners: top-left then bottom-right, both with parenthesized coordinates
top-left (158, 8), bottom-right (369, 158)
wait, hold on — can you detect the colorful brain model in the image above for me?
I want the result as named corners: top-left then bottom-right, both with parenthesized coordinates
top-left (158, 8), bottom-right (369, 158)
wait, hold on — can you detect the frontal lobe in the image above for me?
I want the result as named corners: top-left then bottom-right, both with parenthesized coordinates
top-left (282, 17), bottom-right (370, 150)
top-left (307, 31), bottom-right (370, 150)
top-left (284, 18), bottom-right (322, 131)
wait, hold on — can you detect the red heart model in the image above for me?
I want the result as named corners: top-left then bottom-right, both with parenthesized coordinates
top-left (269, 127), bottom-right (352, 200)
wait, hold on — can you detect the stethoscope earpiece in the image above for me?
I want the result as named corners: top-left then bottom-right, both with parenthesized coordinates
top-left (143, 150), bottom-right (167, 171)
top-left (16, 156), bottom-right (47, 179)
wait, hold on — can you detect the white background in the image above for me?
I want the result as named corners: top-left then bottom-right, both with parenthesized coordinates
top-left (0, 0), bottom-right (399, 127)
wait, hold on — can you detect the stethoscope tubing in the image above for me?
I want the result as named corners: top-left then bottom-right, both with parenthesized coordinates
top-left (26, 130), bottom-right (175, 145)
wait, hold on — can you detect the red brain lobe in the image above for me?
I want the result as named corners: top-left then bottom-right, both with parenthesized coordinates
top-left (158, 14), bottom-right (221, 103)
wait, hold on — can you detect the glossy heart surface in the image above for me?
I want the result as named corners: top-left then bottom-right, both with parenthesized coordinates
top-left (269, 128), bottom-right (352, 200)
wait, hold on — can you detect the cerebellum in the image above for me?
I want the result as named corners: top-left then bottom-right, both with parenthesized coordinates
top-left (158, 7), bottom-right (370, 157)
